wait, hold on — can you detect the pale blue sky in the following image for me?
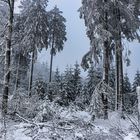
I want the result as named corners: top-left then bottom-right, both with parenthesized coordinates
top-left (15, 0), bottom-right (140, 81)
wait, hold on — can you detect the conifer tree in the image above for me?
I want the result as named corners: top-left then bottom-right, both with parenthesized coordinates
top-left (0, 1), bottom-right (8, 93)
top-left (54, 67), bottom-right (61, 83)
top-left (18, 0), bottom-right (49, 96)
top-left (86, 64), bottom-right (102, 105)
top-left (73, 62), bottom-right (82, 99)
top-left (48, 6), bottom-right (67, 82)
top-left (62, 66), bottom-right (75, 105)
top-left (79, 0), bottom-right (140, 117)
top-left (53, 67), bottom-right (61, 93)
top-left (128, 70), bottom-right (140, 111)
top-left (132, 70), bottom-right (140, 92)
top-left (123, 73), bottom-right (132, 112)
top-left (2, 0), bottom-right (15, 115)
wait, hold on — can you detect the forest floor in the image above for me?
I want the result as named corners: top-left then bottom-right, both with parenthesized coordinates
top-left (0, 108), bottom-right (139, 140)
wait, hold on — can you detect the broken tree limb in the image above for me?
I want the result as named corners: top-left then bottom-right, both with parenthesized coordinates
top-left (15, 113), bottom-right (74, 131)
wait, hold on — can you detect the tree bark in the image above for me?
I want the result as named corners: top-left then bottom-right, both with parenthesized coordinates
top-left (115, 42), bottom-right (120, 110)
top-left (102, 0), bottom-right (109, 119)
top-left (14, 54), bottom-right (21, 93)
top-left (49, 34), bottom-right (55, 83)
top-left (114, 2), bottom-right (124, 116)
top-left (102, 40), bottom-right (109, 120)
top-left (119, 43), bottom-right (123, 110)
top-left (49, 49), bottom-right (54, 83)
top-left (2, 0), bottom-right (15, 115)
top-left (28, 51), bottom-right (35, 97)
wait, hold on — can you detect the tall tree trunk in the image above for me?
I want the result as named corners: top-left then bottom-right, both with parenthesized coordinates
top-left (28, 51), bottom-right (35, 97)
top-left (101, 0), bottom-right (109, 119)
top-left (2, 0), bottom-right (15, 115)
top-left (118, 38), bottom-right (124, 118)
top-left (114, 2), bottom-right (124, 115)
top-left (115, 39), bottom-right (124, 112)
top-left (14, 54), bottom-right (21, 93)
top-left (102, 40), bottom-right (109, 119)
top-left (49, 49), bottom-right (54, 83)
top-left (49, 34), bottom-right (55, 83)
top-left (115, 43), bottom-right (120, 110)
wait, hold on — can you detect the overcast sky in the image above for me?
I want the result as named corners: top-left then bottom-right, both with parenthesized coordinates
top-left (15, 0), bottom-right (140, 81)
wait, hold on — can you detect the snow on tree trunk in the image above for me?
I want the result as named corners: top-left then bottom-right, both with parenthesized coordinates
top-left (28, 51), bottom-right (35, 97)
top-left (14, 54), bottom-right (21, 93)
top-left (119, 42), bottom-right (124, 118)
top-left (137, 86), bottom-right (140, 130)
top-left (114, 3), bottom-right (124, 115)
top-left (2, 0), bottom-right (15, 115)
top-left (102, 0), bottom-right (109, 120)
top-left (115, 43), bottom-right (120, 110)
top-left (102, 41), bottom-right (109, 119)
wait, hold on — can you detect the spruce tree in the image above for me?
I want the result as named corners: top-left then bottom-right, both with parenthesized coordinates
top-left (132, 70), bottom-right (140, 92)
top-left (2, 0), bottom-right (15, 115)
top-left (54, 67), bottom-right (61, 83)
top-left (17, 0), bottom-right (49, 96)
top-left (124, 73), bottom-right (131, 94)
top-left (48, 6), bottom-right (67, 82)
top-left (86, 65), bottom-right (102, 105)
top-left (79, 0), bottom-right (140, 117)
top-left (73, 62), bottom-right (82, 99)
top-left (62, 66), bottom-right (75, 105)
top-left (123, 73), bottom-right (132, 112)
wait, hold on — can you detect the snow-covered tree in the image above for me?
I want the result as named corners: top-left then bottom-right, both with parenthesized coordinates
top-left (17, 0), bottom-right (49, 96)
top-left (54, 67), bottom-right (61, 83)
top-left (63, 66), bottom-right (75, 102)
top-left (0, 1), bottom-right (8, 93)
top-left (123, 73), bottom-right (131, 94)
top-left (81, 83), bottom-right (90, 107)
top-left (0, 1), bottom-right (8, 43)
top-left (48, 6), bottom-right (67, 82)
top-left (132, 70), bottom-right (140, 92)
top-left (79, 0), bottom-right (140, 118)
top-left (123, 73), bottom-right (132, 112)
top-left (2, 0), bottom-right (15, 115)
top-left (86, 64), bottom-right (102, 105)
top-left (73, 62), bottom-right (82, 99)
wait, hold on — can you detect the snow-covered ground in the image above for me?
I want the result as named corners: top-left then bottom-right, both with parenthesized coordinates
top-left (0, 109), bottom-right (139, 140)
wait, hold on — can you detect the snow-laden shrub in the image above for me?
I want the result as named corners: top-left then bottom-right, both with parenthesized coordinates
top-left (34, 99), bottom-right (56, 122)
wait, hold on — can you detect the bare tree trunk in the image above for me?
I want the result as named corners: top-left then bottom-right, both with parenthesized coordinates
top-left (14, 54), bottom-right (21, 93)
top-left (49, 34), bottom-right (55, 83)
top-left (102, 0), bottom-right (109, 119)
top-left (118, 38), bottom-right (125, 118)
top-left (102, 41), bottom-right (109, 119)
top-left (119, 48), bottom-right (123, 108)
top-left (49, 49), bottom-right (54, 83)
top-left (114, 3), bottom-right (124, 117)
top-left (114, 1), bottom-right (121, 112)
top-left (115, 43), bottom-right (120, 110)
top-left (28, 51), bottom-right (35, 97)
top-left (2, 0), bottom-right (15, 115)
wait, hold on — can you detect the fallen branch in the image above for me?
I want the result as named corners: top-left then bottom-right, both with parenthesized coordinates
top-left (15, 113), bottom-right (74, 131)
top-left (122, 105), bottom-right (140, 135)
